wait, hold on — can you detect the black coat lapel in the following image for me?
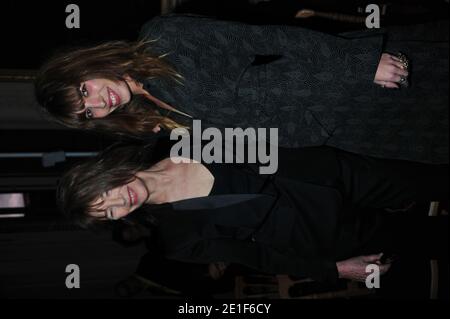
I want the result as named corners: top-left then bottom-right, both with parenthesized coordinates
top-left (171, 194), bottom-right (266, 211)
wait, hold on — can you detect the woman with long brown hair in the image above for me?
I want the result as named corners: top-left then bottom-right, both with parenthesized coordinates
top-left (35, 15), bottom-right (448, 163)
top-left (35, 40), bottom-right (186, 135)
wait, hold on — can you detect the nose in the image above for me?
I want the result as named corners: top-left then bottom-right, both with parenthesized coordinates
top-left (85, 96), bottom-right (106, 108)
top-left (105, 197), bottom-right (126, 208)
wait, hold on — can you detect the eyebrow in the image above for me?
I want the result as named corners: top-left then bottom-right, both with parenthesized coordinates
top-left (74, 85), bottom-right (87, 114)
top-left (74, 108), bottom-right (87, 115)
top-left (103, 204), bottom-right (112, 220)
top-left (77, 83), bottom-right (85, 97)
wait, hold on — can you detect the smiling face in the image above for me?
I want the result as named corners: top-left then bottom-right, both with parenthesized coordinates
top-left (77, 78), bottom-right (132, 119)
top-left (90, 177), bottom-right (149, 220)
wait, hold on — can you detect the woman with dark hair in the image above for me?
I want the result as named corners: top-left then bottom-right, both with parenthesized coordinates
top-left (35, 15), bottom-right (448, 163)
top-left (57, 141), bottom-right (448, 283)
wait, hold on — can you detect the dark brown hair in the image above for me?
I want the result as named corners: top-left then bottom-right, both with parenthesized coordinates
top-left (35, 41), bottom-right (185, 138)
top-left (57, 142), bottom-right (158, 229)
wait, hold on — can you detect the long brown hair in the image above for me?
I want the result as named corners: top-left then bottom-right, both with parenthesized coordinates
top-left (35, 40), bottom-right (185, 138)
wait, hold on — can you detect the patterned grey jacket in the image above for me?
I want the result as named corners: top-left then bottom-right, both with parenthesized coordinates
top-left (140, 15), bottom-right (448, 163)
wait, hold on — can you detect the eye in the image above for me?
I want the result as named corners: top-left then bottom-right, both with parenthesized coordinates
top-left (85, 108), bottom-right (93, 119)
top-left (101, 190), bottom-right (112, 202)
top-left (108, 208), bottom-right (116, 220)
top-left (80, 84), bottom-right (88, 97)
top-left (104, 208), bottom-right (111, 220)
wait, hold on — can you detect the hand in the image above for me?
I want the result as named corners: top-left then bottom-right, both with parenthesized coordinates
top-left (152, 124), bottom-right (161, 133)
top-left (336, 253), bottom-right (391, 282)
top-left (295, 9), bottom-right (315, 19)
top-left (374, 53), bottom-right (409, 89)
top-left (208, 262), bottom-right (228, 280)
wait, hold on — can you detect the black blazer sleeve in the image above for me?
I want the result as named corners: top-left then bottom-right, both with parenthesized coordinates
top-left (140, 14), bottom-right (384, 87)
top-left (168, 237), bottom-right (339, 284)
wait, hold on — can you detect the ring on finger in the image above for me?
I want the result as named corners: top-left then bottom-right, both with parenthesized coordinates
top-left (397, 53), bottom-right (409, 67)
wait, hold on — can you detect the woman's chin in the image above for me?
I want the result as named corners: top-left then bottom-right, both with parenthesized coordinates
top-left (128, 204), bottom-right (142, 214)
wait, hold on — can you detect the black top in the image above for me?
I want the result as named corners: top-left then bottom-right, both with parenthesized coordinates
top-left (131, 146), bottom-right (355, 283)
top-left (205, 162), bottom-right (264, 196)
top-left (128, 141), bottom-right (448, 283)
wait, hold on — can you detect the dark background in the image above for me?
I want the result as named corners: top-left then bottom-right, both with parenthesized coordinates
top-left (1, 0), bottom-right (162, 69)
top-left (0, 0), bottom-right (448, 299)
top-left (1, 0), bottom-right (449, 69)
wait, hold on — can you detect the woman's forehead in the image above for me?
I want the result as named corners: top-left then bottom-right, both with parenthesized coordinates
top-left (89, 210), bottom-right (106, 219)
top-left (88, 199), bottom-right (107, 219)
top-left (88, 193), bottom-right (106, 208)
top-left (62, 88), bottom-right (85, 114)
top-left (91, 196), bottom-right (104, 207)
top-left (90, 193), bottom-right (119, 210)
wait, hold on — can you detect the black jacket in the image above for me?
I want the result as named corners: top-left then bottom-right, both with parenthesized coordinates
top-left (129, 146), bottom-right (351, 284)
top-left (127, 138), bottom-right (448, 284)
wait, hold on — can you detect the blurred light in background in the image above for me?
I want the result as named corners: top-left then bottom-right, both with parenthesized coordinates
top-left (0, 193), bottom-right (26, 218)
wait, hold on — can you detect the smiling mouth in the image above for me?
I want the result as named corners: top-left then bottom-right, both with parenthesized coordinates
top-left (127, 186), bottom-right (137, 206)
top-left (107, 87), bottom-right (121, 107)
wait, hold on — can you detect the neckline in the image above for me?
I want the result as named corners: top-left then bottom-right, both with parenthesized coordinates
top-left (142, 90), bottom-right (193, 119)
top-left (165, 157), bottom-right (218, 198)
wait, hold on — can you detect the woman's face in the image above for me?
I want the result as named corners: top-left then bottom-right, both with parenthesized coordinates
top-left (90, 177), bottom-right (149, 220)
top-left (77, 78), bottom-right (132, 119)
